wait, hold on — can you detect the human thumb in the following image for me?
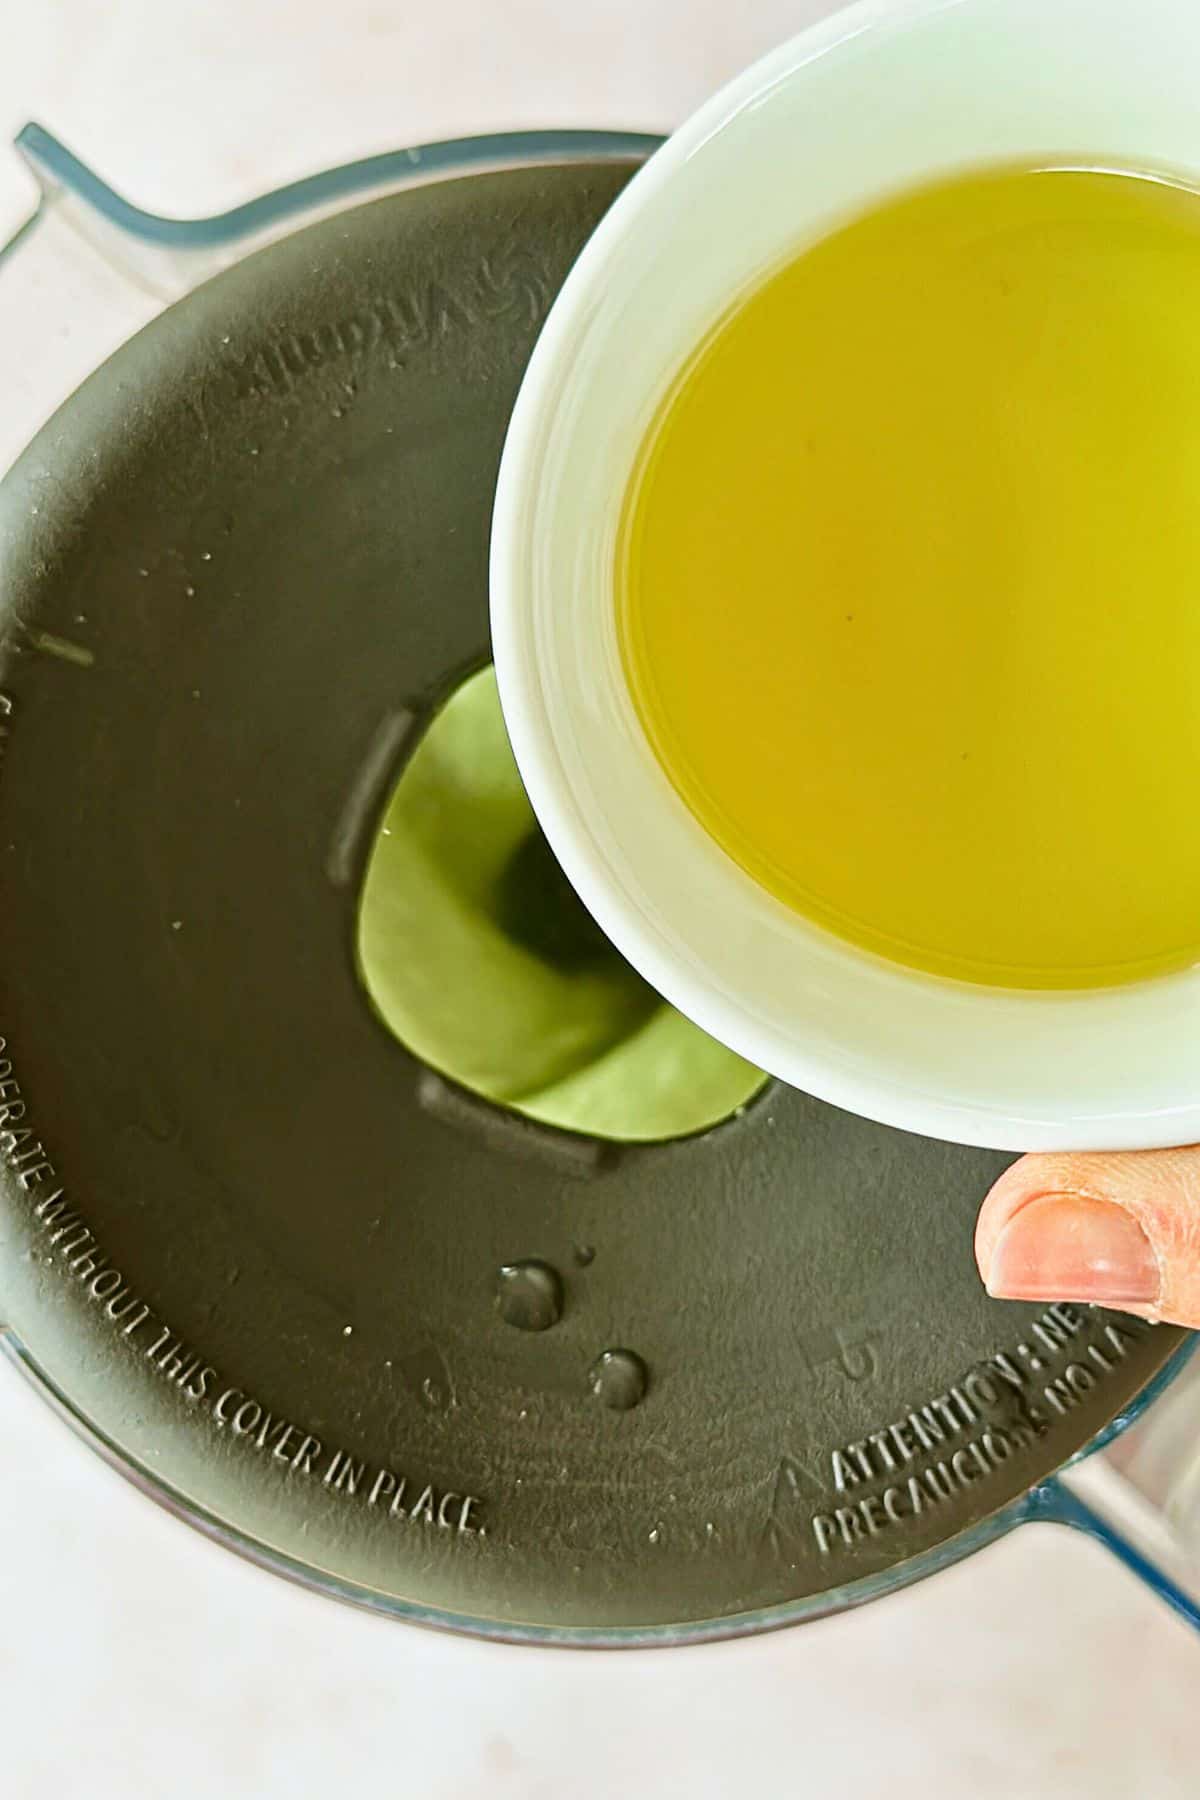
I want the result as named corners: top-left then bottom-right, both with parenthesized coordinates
top-left (975, 1147), bottom-right (1200, 1328)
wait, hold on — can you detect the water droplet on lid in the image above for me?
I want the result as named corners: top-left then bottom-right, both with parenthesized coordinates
top-left (573, 1243), bottom-right (595, 1268)
top-left (138, 568), bottom-right (149, 577)
top-left (221, 334), bottom-right (231, 345)
top-left (588, 1348), bottom-right (648, 1411)
top-left (200, 551), bottom-right (212, 561)
top-left (495, 1259), bottom-right (563, 1332)
top-left (185, 586), bottom-right (196, 598)
top-left (170, 919), bottom-right (183, 931)
top-left (343, 1325), bottom-right (353, 1337)
top-left (705, 1521), bottom-right (716, 1537)
top-left (648, 1527), bottom-right (660, 1544)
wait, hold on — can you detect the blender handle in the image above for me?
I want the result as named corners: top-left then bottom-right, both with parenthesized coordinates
top-left (1030, 1342), bottom-right (1200, 1630)
top-left (1031, 1475), bottom-right (1200, 1629)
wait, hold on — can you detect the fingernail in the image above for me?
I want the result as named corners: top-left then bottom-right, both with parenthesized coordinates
top-left (985, 1194), bottom-right (1160, 1307)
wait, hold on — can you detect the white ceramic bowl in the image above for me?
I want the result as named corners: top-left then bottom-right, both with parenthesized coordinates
top-left (491, 0), bottom-right (1200, 1153)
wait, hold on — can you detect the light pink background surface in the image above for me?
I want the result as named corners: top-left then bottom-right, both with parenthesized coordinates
top-left (0, 3), bottom-right (1196, 1794)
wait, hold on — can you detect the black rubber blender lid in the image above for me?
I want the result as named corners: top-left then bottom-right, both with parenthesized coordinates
top-left (0, 150), bottom-right (1184, 1643)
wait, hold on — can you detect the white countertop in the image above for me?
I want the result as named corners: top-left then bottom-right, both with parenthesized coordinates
top-left (0, 2), bottom-right (1197, 1793)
